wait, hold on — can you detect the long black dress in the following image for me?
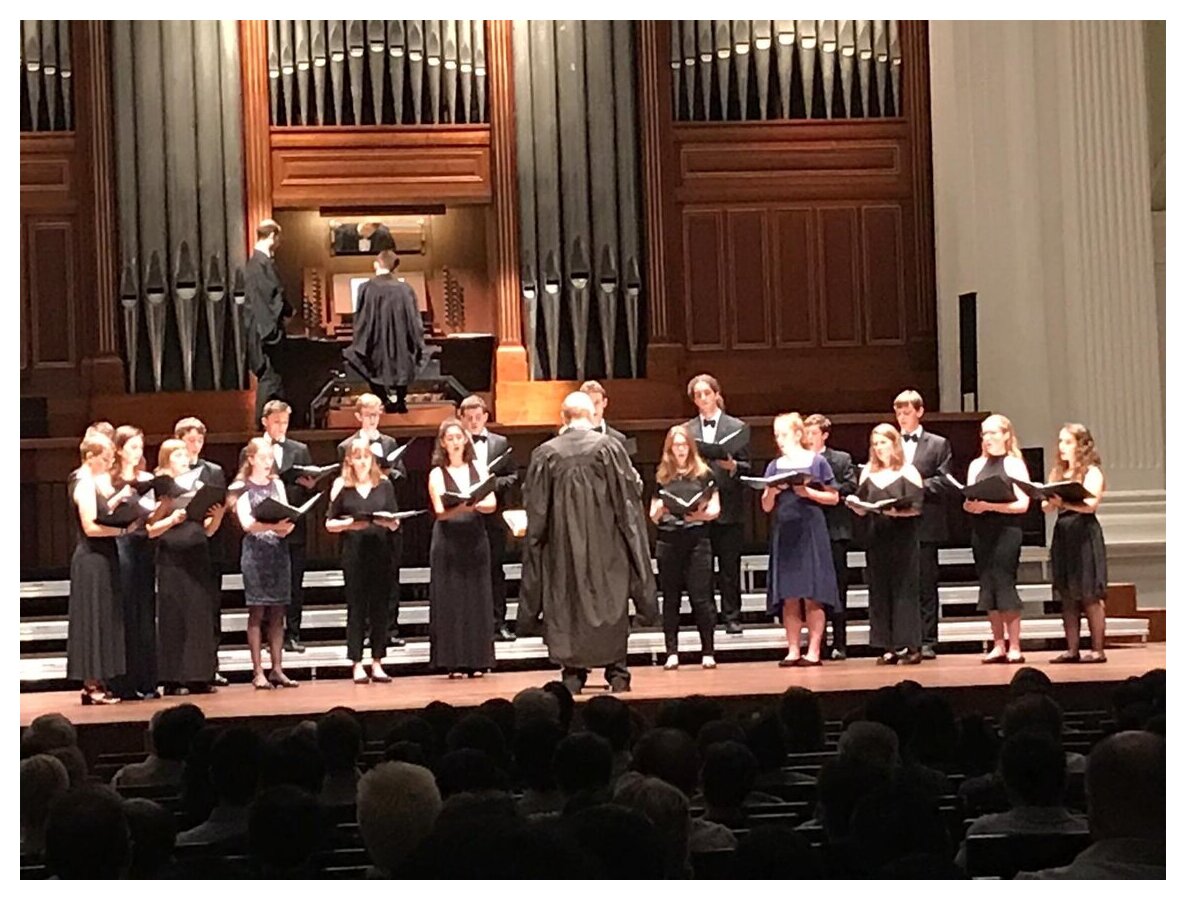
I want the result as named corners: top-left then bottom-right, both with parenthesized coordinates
top-left (858, 475), bottom-right (922, 652)
top-left (329, 479), bottom-right (397, 662)
top-left (429, 464), bottom-right (496, 673)
top-left (1051, 508), bottom-right (1107, 612)
top-left (970, 455), bottom-right (1025, 613)
top-left (66, 483), bottom-right (125, 683)
top-left (156, 483), bottom-right (218, 685)
top-left (114, 529), bottom-right (157, 696)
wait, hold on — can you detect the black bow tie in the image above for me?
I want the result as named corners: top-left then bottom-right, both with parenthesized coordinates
top-left (472, 434), bottom-right (488, 443)
top-left (703, 419), bottom-right (717, 429)
top-left (903, 433), bottom-right (919, 443)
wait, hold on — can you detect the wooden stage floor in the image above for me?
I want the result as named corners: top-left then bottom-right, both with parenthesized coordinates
top-left (19, 645), bottom-right (1165, 728)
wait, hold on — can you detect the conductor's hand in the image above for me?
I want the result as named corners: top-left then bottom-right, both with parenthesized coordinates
top-left (274, 519), bottom-right (296, 537)
top-left (296, 475), bottom-right (319, 490)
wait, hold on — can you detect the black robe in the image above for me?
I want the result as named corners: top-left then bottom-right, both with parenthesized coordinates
top-left (343, 273), bottom-right (426, 390)
top-left (518, 428), bottom-right (657, 668)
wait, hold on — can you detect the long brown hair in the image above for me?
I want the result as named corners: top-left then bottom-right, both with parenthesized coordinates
top-left (155, 439), bottom-right (189, 476)
top-left (656, 425), bottom-right (709, 485)
top-left (980, 414), bottom-right (1023, 459)
top-left (1048, 422), bottom-right (1102, 484)
top-left (866, 424), bottom-right (906, 473)
top-left (431, 418), bottom-right (475, 467)
top-left (114, 425), bottom-right (145, 484)
top-left (342, 438), bottom-right (382, 488)
top-left (237, 437), bottom-right (276, 482)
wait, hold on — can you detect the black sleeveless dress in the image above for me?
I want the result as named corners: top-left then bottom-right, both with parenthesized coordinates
top-left (66, 483), bottom-right (126, 683)
top-left (429, 463), bottom-right (496, 673)
top-left (857, 474), bottom-right (922, 651)
top-left (1051, 508), bottom-right (1107, 611)
top-left (970, 455), bottom-right (1024, 612)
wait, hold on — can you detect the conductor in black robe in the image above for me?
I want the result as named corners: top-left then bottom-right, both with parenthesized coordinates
top-left (243, 220), bottom-right (291, 424)
top-left (343, 249), bottom-right (426, 414)
top-left (518, 392), bottom-right (657, 695)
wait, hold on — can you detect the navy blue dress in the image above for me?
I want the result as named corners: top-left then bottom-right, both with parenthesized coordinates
top-left (765, 455), bottom-right (839, 616)
top-left (241, 479), bottom-right (292, 606)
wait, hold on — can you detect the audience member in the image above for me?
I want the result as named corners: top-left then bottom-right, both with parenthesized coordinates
top-left (700, 741), bottom-right (760, 829)
top-left (356, 762), bottom-right (442, 877)
top-left (123, 797), bottom-right (177, 879)
top-left (614, 773), bottom-right (693, 877)
top-left (446, 714), bottom-right (509, 771)
top-left (513, 687), bottom-right (561, 728)
top-left (478, 698), bottom-right (517, 745)
top-left (435, 748), bottom-right (507, 798)
top-left (1017, 731), bottom-right (1165, 879)
top-left (745, 710), bottom-right (815, 796)
top-left (541, 681), bottom-right (576, 732)
top-left (20, 754), bottom-right (70, 857)
top-left (45, 785), bottom-right (131, 879)
top-left (734, 826), bottom-right (823, 879)
top-left (316, 709), bottom-right (364, 806)
top-left (259, 727), bottom-right (325, 794)
top-left (659, 695), bottom-right (725, 740)
top-left (384, 740), bottom-right (430, 767)
top-left (554, 732), bottom-right (613, 805)
top-left (810, 755), bottom-right (894, 846)
top-left (46, 746), bottom-right (88, 788)
top-left (563, 804), bottom-right (666, 879)
top-left (111, 704), bottom-right (207, 790)
top-left (513, 719), bottom-right (565, 816)
top-left (177, 727), bottom-right (261, 848)
top-left (837, 721), bottom-right (899, 772)
top-left (955, 731), bottom-right (1087, 869)
top-left (777, 687), bottom-right (826, 752)
top-left (847, 783), bottom-right (951, 877)
top-left (1009, 666), bottom-right (1053, 698)
top-left (248, 785), bottom-right (328, 878)
top-left (21, 713), bottom-right (78, 757)
top-left (582, 695), bottom-right (634, 779)
top-left (384, 714), bottom-right (440, 767)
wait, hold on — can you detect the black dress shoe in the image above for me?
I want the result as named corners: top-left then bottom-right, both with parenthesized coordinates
top-left (899, 650), bottom-right (923, 665)
top-left (284, 638), bottom-right (306, 653)
top-left (920, 645), bottom-right (937, 660)
top-left (495, 625), bottom-right (517, 642)
top-left (211, 673), bottom-right (229, 687)
top-left (609, 681), bottom-right (631, 693)
top-left (164, 685), bottom-right (191, 696)
top-left (725, 622), bottom-right (744, 636)
top-left (796, 657), bottom-right (822, 667)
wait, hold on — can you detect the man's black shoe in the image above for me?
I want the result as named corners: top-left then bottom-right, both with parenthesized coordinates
top-left (495, 625), bottom-right (517, 642)
top-left (284, 638), bottom-right (306, 653)
top-left (725, 622), bottom-right (743, 636)
top-left (609, 680), bottom-right (632, 694)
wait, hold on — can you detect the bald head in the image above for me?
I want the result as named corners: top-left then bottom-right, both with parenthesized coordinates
top-left (1086, 731), bottom-right (1165, 841)
top-left (561, 391), bottom-right (595, 426)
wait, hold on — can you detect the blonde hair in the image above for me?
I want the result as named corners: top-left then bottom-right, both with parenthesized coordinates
top-left (656, 425), bottom-right (709, 485)
top-left (356, 393), bottom-right (383, 413)
top-left (155, 439), bottom-right (189, 475)
top-left (981, 414), bottom-right (1023, 459)
top-left (866, 424), bottom-right (906, 472)
top-left (237, 437), bottom-right (276, 482)
top-left (1049, 423), bottom-right (1103, 484)
top-left (893, 390), bottom-right (924, 412)
top-left (79, 433), bottom-right (114, 465)
top-left (342, 438), bottom-right (382, 488)
top-left (773, 413), bottom-right (807, 449)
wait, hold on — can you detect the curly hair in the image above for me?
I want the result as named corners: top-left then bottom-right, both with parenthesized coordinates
top-left (1048, 422), bottom-right (1102, 484)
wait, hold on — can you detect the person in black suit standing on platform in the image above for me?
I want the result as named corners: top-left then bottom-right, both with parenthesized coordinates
top-left (579, 381), bottom-right (634, 456)
top-left (336, 393), bottom-right (408, 648)
top-left (684, 374), bottom-right (750, 635)
top-left (257, 400), bottom-right (317, 654)
top-left (458, 394), bottom-right (518, 642)
top-left (803, 414), bottom-right (858, 660)
top-left (893, 390), bottom-right (953, 659)
top-left (244, 220), bottom-right (292, 425)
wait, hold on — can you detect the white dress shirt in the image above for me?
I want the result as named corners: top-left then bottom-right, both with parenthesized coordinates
top-left (901, 427), bottom-right (923, 464)
top-left (271, 438), bottom-right (285, 468)
top-left (469, 430), bottom-right (490, 467)
top-left (700, 414), bottom-right (720, 444)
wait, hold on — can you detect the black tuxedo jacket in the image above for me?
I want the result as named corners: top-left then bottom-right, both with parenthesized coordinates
top-left (336, 431), bottom-right (408, 491)
top-left (909, 430), bottom-right (953, 543)
top-left (821, 447), bottom-right (857, 542)
top-left (193, 458), bottom-right (226, 489)
top-left (469, 430), bottom-right (517, 520)
top-left (684, 412), bottom-right (751, 525)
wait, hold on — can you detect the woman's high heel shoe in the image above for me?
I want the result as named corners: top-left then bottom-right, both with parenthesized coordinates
top-left (80, 689), bottom-right (120, 706)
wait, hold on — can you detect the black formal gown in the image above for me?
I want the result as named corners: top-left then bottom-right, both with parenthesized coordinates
top-left (115, 529), bottom-right (157, 696)
top-left (66, 484), bottom-right (125, 683)
top-left (156, 483), bottom-right (219, 684)
top-left (970, 455), bottom-right (1024, 613)
top-left (429, 464), bottom-right (496, 673)
top-left (329, 480), bottom-right (398, 661)
top-left (858, 475), bottom-right (922, 652)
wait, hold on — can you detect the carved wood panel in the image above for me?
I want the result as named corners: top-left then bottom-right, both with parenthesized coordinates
top-left (682, 210), bottom-right (726, 349)
top-left (726, 208), bottom-right (771, 349)
top-left (25, 219), bottom-right (78, 369)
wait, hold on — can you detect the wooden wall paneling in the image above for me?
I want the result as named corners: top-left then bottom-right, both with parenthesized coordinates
top-left (240, 20), bottom-right (273, 237)
top-left (485, 20), bottom-right (529, 384)
top-left (21, 222), bottom-right (29, 372)
top-left (861, 203), bottom-right (907, 345)
top-left (682, 210), bottom-right (726, 349)
top-left (817, 206), bottom-right (861, 347)
top-left (726, 208), bottom-right (772, 349)
top-left (772, 207), bottom-right (817, 348)
top-left (27, 220), bottom-right (77, 368)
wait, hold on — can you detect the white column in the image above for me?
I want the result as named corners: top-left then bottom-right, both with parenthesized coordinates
top-left (930, 21), bottom-right (1164, 607)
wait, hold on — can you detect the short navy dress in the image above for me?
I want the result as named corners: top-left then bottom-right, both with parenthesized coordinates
top-left (765, 455), bottom-right (840, 617)
top-left (241, 479), bottom-right (292, 607)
